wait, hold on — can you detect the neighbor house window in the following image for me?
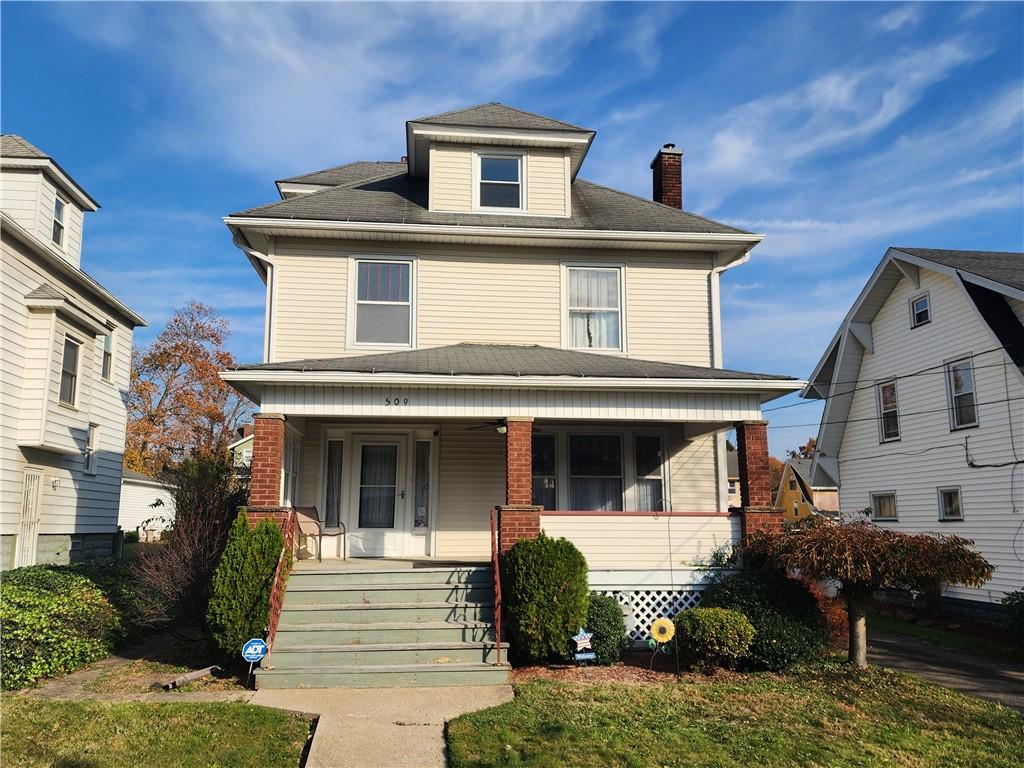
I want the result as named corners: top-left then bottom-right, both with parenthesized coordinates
top-left (634, 435), bottom-right (665, 512)
top-left (531, 433), bottom-right (557, 510)
top-left (946, 358), bottom-right (978, 429)
top-left (568, 434), bottom-right (623, 511)
top-left (910, 293), bottom-right (930, 328)
top-left (567, 266), bottom-right (623, 351)
top-left (281, 433), bottom-right (300, 507)
top-left (84, 424), bottom-right (98, 474)
top-left (876, 380), bottom-right (900, 441)
top-left (101, 332), bottom-right (114, 381)
top-left (52, 196), bottom-right (66, 246)
top-left (59, 336), bottom-right (81, 406)
top-left (354, 259), bottom-right (413, 346)
top-left (789, 477), bottom-right (798, 491)
top-left (478, 154), bottom-right (522, 209)
top-left (938, 487), bottom-right (963, 521)
top-left (871, 492), bottom-right (898, 521)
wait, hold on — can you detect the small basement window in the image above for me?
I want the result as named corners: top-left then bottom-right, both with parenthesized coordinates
top-left (938, 486), bottom-right (964, 521)
top-left (478, 154), bottom-right (522, 210)
top-left (910, 293), bottom-right (931, 328)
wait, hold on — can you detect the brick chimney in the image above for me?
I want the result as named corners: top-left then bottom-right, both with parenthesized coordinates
top-left (651, 143), bottom-right (683, 208)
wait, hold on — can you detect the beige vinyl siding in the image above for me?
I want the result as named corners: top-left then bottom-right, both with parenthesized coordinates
top-left (430, 144), bottom-right (473, 212)
top-left (667, 431), bottom-right (720, 512)
top-left (525, 148), bottom-right (569, 217)
top-left (542, 514), bottom-right (739, 570)
top-left (435, 424), bottom-right (505, 558)
top-left (269, 239), bottom-right (714, 367)
top-left (118, 480), bottom-right (175, 532)
top-left (837, 269), bottom-right (1024, 602)
top-left (0, 169), bottom-right (41, 234)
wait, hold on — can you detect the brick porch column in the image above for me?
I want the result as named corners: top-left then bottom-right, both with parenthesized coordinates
top-left (735, 420), bottom-right (783, 538)
top-left (499, 417), bottom-right (542, 554)
top-left (249, 413), bottom-right (286, 508)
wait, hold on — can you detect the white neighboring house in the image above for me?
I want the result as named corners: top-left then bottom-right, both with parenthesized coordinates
top-left (1, 134), bottom-right (146, 568)
top-left (119, 470), bottom-right (175, 541)
top-left (804, 247), bottom-right (1024, 612)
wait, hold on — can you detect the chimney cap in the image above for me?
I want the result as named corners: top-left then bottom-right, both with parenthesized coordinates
top-left (650, 143), bottom-right (683, 168)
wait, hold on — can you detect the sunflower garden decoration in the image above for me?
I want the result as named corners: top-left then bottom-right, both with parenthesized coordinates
top-left (648, 617), bottom-right (676, 670)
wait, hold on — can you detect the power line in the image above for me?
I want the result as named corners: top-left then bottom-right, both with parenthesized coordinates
top-left (766, 394), bottom-right (1024, 430)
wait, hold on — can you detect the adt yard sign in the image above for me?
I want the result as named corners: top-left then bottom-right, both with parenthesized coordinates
top-left (242, 638), bottom-right (268, 663)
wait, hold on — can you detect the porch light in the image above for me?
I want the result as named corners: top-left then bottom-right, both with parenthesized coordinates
top-left (495, 425), bottom-right (507, 434)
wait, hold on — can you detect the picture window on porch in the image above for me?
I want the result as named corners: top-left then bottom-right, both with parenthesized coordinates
top-left (282, 433), bottom-right (301, 507)
top-left (567, 266), bottom-right (623, 351)
top-left (354, 259), bottom-right (412, 346)
top-left (569, 434), bottom-right (623, 511)
top-left (531, 433), bottom-right (557, 510)
top-left (414, 441), bottom-right (431, 528)
top-left (634, 435), bottom-right (665, 512)
top-left (324, 440), bottom-right (344, 528)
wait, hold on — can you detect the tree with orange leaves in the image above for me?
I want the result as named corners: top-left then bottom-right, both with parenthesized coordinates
top-left (126, 301), bottom-right (252, 474)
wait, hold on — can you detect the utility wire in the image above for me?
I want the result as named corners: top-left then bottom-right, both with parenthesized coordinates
top-left (766, 394), bottom-right (1024, 430)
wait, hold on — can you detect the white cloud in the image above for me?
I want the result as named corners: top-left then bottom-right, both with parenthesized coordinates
top-left (877, 4), bottom-right (923, 32)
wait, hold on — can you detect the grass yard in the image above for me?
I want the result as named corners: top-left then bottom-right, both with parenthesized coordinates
top-left (0, 698), bottom-right (310, 768)
top-left (447, 664), bottom-right (1024, 768)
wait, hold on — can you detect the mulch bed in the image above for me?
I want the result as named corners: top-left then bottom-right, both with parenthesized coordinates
top-left (510, 651), bottom-right (743, 685)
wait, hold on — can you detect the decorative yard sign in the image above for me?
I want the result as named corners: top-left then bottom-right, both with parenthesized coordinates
top-left (572, 627), bottom-right (596, 663)
top-left (242, 638), bottom-right (268, 663)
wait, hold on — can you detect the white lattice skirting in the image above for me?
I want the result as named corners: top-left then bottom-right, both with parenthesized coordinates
top-left (600, 588), bottom-right (706, 643)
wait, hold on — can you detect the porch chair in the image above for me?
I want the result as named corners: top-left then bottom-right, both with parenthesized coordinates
top-left (293, 506), bottom-right (346, 562)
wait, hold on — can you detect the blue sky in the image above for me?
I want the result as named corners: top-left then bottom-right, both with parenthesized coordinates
top-left (3, 1), bottom-right (1022, 455)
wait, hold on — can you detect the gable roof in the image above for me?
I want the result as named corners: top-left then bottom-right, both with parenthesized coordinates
top-left (788, 458), bottom-right (836, 489)
top-left (410, 102), bottom-right (590, 133)
top-left (1, 134), bottom-right (99, 210)
top-left (891, 248), bottom-right (1024, 293)
top-left (2, 134), bottom-right (47, 159)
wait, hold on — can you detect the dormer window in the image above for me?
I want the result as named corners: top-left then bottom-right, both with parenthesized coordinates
top-left (477, 153), bottom-right (523, 210)
top-left (52, 195), bottom-right (66, 246)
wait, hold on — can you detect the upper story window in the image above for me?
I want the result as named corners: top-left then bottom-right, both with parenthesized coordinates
top-left (52, 196), bottom-right (66, 246)
top-left (567, 266), bottom-right (623, 352)
top-left (946, 357), bottom-right (978, 429)
top-left (353, 258), bottom-right (413, 347)
top-left (84, 424), bottom-right (99, 474)
top-left (910, 293), bottom-right (930, 328)
top-left (101, 332), bottom-right (114, 381)
top-left (938, 486), bottom-right (964, 521)
top-left (876, 380), bottom-right (900, 442)
top-left (478, 154), bottom-right (522, 210)
top-left (59, 335), bottom-right (81, 406)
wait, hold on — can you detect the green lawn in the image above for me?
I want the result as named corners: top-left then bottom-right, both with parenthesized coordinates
top-left (447, 664), bottom-right (1023, 768)
top-left (869, 613), bottom-right (1021, 663)
top-left (1, 699), bottom-right (310, 768)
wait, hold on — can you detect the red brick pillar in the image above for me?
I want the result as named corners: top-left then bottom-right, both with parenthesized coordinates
top-left (735, 420), bottom-right (783, 538)
top-left (500, 417), bottom-right (542, 554)
top-left (249, 413), bottom-right (285, 508)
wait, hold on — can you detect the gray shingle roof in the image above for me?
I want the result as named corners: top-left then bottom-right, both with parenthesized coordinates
top-left (893, 248), bottom-right (1024, 292)
top-left (789, 457), bottom-right (837, 489)
top-left (236, 343), bottom-right (796, 381)
top-left (1, 134), bottom-right (48, 159)
top-left (233, 168), bottom-right (749, 235)
top-left (25, 282), bottom-right (65, 300)
top-left (411, 102), bottom-right (590, 133)
top-left (280, 161), bottom-right (408, 186)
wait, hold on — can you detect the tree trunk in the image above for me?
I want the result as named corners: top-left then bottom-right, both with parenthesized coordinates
top-left (846, 592), bottom-right (868, 668)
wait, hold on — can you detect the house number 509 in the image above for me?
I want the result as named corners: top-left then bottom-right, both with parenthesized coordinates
top-left (384, 397), bottom-right (409, 406)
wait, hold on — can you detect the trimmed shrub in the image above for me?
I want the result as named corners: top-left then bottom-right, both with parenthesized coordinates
top-left (206, 512), bottom-right (286, 656)
top-left (674, 607), bottom-right (754, 672)
top-left (586, 594), bottom-right (628, 665)
top-left (1002, 590), bottom-right (1024, 638)
top-left (1, 567), bottom-right (121, 690)
top-left (502, 533), bottom-right (589, 663)
top-left (743, 610), bottom-right (824, 672)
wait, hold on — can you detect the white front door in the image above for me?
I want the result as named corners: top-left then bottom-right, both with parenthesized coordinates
top-left (348, 434), bottom-right (411, 557)
top-left (16, 469), bottom-right (43, 567)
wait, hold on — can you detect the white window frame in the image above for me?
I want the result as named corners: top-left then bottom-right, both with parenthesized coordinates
top-left (633, 433), bottom-right (667, 513)
top-left (937, 486), bottom-right (964, 521)
top-left (562, 263), bottom-right (627, 355)
top-left (945, 356), bottom-right (979, 430)
top-left (101, 330), bottom-right (115, 382)
top-left (472, 148), bottom-right (526, 213)
top-left (870, 491), bottom-right (898, 521)
top-left (52, 195), bottom-right (66, 247)
top-left (347, 254), bottom-right (417, 350)
top-left (59, 334), bottom-right (82, 407)
top-left (281, 428), bottom-right (301, 507)
top-left (84, 424), bottom-right (99, 475)
top-left (909, 292), bottom-right (931, 328)
top-left (876, 379), bottom-right (900, 442)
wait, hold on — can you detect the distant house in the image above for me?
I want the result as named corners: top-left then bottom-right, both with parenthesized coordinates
top-left (726, 446), bottom-right (741, 508)
top-left (118, 470), bottom-right (175, 540)
top-left (804, 247), bottom-right (1024, 611)
top-left (774, 458), bottom-right (838, 521)
top-left (228, 424), bottom-right (253, 469)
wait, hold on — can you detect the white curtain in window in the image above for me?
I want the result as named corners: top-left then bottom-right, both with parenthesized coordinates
top-left (325, 441), bottom-right (343, 528)
top-left (358, 445), bottom-right (397, 528)
top-left (569, 269), bottom-right (620, 349)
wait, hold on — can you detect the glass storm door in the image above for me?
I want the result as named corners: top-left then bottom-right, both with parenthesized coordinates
top-left (349, 435), bottom-right (409, 557)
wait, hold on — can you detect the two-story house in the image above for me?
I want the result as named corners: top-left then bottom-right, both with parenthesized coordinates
top-left (774, 458), bottom-right (838, 522)
top-left (220, 104), bottom-right (801, 666)
top-left (804, 247), bottom-right (1024, 615)
top-left (1, 135), bottom-right (146, 567)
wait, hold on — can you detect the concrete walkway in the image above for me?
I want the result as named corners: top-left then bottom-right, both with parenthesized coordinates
top-left (252, 685), bottom-right (513, 768)
top-left (869, 629), bottom-right (1024, 711)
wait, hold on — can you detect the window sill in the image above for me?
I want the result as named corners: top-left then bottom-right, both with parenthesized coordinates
top-left (949, 423), bottom-right (980, 432)
top-left (878, 437), bottom-right (902, 444)
top-left (567, 346), bottom-right (627, 357)
top-left (872, 517), bottom-right (899, 523)
top-left (910, 320), bottom-right (931, 330)
top-left (58, 401), bottom-right (80, 412)
top-left (938, 517), bottom-right (964, 523)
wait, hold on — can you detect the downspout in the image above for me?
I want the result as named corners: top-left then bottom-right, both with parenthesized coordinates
top-left (231, 230), bottom-right (275, 363)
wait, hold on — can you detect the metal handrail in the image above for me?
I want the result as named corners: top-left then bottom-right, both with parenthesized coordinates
top-left (490, 506), bottom-right (503, 666)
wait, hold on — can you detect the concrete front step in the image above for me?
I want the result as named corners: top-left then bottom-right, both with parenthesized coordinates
top-left (255, 662), bottom-right (510, 689)
top-left (288, 565), bottom-right (492, 587)
top-left (283, 582), bottom-right (491, 606)
top-left (279, 602), bottom-right (493, 626)
top-left (269, 641), bottom-right (499, 668)
top-left (274, 620), bottom-right (496, 646)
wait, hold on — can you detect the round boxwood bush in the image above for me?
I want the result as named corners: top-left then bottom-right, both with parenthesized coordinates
top-left (502, 532), bottom-right (589, 663)
top-left (743, 610), bottom-right (824, 671)
top-left (586, 593), bottom-right (628, 665)
top-left (674, 607), bottom-right (754, 672)
top-left (1, 566), bottom-right (121, 690)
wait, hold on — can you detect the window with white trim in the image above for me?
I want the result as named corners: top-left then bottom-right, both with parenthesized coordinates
top-left (84, 424), bottom-right (99, 474)
top-left (101, 332), bottom-right (114, 381)
top-left (52, 196), bottom-right (66, 246)
top-left (938, 486), bottom-right (963, 521)
top-left (531, 433), bottom-right (557, 510)
top-left (634, 435), bottom-right (665, 512)
top-left (59, 336), bottom-right (81, 406)
top-left (946, 358), bottom-right (978, 429)
top-left (871, 492), bottom-right (898, 521)
top-left (282, 432), bottom-right (300, 507)
top-left (353, 259), bottom-right (413, 346)
top-left (569, 434), bottom-right (623, 511)
top-left (478, 154), bottom-right (522, 209)
top-left (567, 266), bottom-right (623, 351)
top-left (876, 380), bottom-right (900, 441)
top-left (910, 293), bottom-right (930, 328)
